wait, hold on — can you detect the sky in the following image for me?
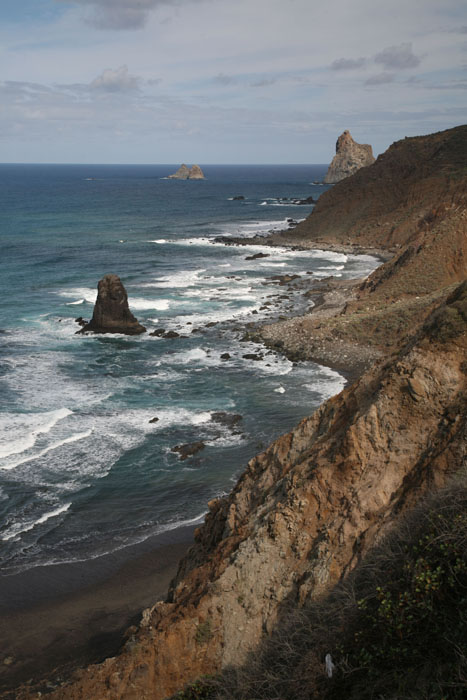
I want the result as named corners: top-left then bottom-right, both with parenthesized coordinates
top-left (1, 0), bottom-right (466, 163)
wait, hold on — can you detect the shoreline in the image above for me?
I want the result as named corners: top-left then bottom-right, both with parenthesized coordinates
top-left (0, 235), bottom-right (388, 695)
top-left (0, 525), bottom-right (195, 694)
top-left (226, 232), bottom-right (389, 379)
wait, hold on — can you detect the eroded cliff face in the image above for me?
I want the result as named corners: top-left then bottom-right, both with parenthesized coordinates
top-left (323, 130), bottom-right (375, 184)
top-left (26, 283), bottom-right (466, 700)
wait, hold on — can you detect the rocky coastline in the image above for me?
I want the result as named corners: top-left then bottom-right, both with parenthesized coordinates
top-left (3, 125), bottom-right (466, 699)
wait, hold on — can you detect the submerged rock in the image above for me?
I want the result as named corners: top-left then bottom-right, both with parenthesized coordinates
top-left (245, 252), bottom-right (270, 261)
top-left (324, 130), bottom-right (375, 184)
top-left (77, 274), bottom-right (146, 335)
top-left (210, 412), bottom-right (243, 430)
top-left (171, 441), bottom-right (206, 460)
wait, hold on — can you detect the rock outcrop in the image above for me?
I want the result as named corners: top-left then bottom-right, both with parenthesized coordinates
top-left (168, 164), bottom-right (205, 180)
top-left (323, 130), bottom-right (375, 183)
top-left (78, 274), bottom-right (146, 335)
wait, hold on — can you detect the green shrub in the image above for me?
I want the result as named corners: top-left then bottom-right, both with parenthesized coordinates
top-left (195, 620), bottom-right (213, 645)
top-left (170, 677), bottom-right (217, 700)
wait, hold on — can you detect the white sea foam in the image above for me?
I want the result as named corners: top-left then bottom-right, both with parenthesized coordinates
top-left (171, 303), bottom-right (260, 331)
top-left (66, 299), bottom-right (85, 306)
top-left (2, 503), bottom-right (72, 541)
top-left (0, 408), bottom-right (72, 459)
top-left (58, 287), bottom-right (97, 304)
top-left (259, 262), bottom-right (287, 268)
top-left (1, 429), bottom-right (93, 471)
top-left (130, 297), bottom-right (171, 311)
top-left (147, 407), bottom-right (213, 430)
top-left (303, 365), bottom-right (346, 398)
top-left (144, 269), bottom-right (206, 289)
top-left (274, 386), bottom-right (286, 393)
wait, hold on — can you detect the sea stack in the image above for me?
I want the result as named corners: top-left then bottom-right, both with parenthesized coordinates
top-left (78, 274), bottom-right (146, 335)
top-left (168, 164), bottom-right (205, 180)
top-left (324, 130), bottom-right (375, 183)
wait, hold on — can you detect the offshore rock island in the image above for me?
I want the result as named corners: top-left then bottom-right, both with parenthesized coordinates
top-left (168, 164), bottom-right (205, 180)
top-left (8, 125), bottom-right (467, 700)
top-left (323, 129), bottom-right (375, 183)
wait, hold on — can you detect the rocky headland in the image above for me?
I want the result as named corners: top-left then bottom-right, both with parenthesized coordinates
top-left (77, 274), bottom-right (146, 335)
top-left (6, 125), bottom-right (467, 699)
top-left (323, 130), bottom-right (375, 184)
top-left (168, 164), bottom-right (205, 180)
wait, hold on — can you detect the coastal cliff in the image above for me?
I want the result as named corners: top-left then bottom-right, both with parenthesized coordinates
top-left (323, 130), bottom-right (375, 184)
top-left (13, 126), bottom-right (466, 700)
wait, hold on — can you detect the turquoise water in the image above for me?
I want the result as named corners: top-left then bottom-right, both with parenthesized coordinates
top-left (0, 164), bottom-right (379, 574)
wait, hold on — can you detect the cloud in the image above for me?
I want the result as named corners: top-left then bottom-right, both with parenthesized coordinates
top-left (56, 0), bottom-right (191, 30)
top-left (374, 42), bottom-right (420, 70)
top-left (331, 57), bottom-right (366, 70)
top-left (213, 73), bottom-right (237, 86)
top-left (365, 72), bottom-right (395, 85)
top-left (250, 77), bottom-right (277, 87)
top-left (90, 65), bottom-right (141, 91)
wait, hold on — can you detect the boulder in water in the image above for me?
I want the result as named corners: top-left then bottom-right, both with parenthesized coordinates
top-left (77, 274), bottom-right (146, 335)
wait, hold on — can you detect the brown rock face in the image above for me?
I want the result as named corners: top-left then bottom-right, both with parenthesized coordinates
top-left (78, 274), bottom-right (146, 335)
top-left (29, 284), bottom-right (466, 700)
top-left (188, 164), bottom-right (205, 179)
top-left (323, 130), bottom-right (375, 183)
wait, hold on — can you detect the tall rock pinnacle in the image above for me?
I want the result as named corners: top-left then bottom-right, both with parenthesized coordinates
top-left (78, 274), bottom-right (146, 335)
top-left (324, 130), bottom-right (375, 184)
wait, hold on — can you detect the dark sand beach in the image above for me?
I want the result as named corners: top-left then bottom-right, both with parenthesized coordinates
top-left (0, 525), bottom-right (195, 693)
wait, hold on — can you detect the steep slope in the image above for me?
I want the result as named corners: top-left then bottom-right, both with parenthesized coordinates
top-left (20, 282), bottom-right (466, 700)
top-left (284, 124), bottom-right (467, 251)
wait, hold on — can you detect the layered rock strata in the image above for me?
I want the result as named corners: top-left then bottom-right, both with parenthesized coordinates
top-left (78, 274), bottom-right (146, 335)
top-left (323, 130), bottom-right (375, 183)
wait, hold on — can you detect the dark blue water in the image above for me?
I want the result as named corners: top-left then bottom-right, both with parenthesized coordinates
top-left (0, 164), bottom-right (379, 575)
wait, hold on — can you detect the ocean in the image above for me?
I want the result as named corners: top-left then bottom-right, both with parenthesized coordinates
top-left (0, 164), bottom-right (379, 579)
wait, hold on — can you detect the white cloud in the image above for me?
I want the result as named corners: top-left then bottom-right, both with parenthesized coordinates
top-left (331, 57), bottom-right (366, 70)
top-left (1, 0), bottom-right (466, 162)
top-left (213, 73), bottom-right (237, 86)
top-left (90, 65), bottom-right (141, 91)
top-left (56, 0), bottom-right (202, 30)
